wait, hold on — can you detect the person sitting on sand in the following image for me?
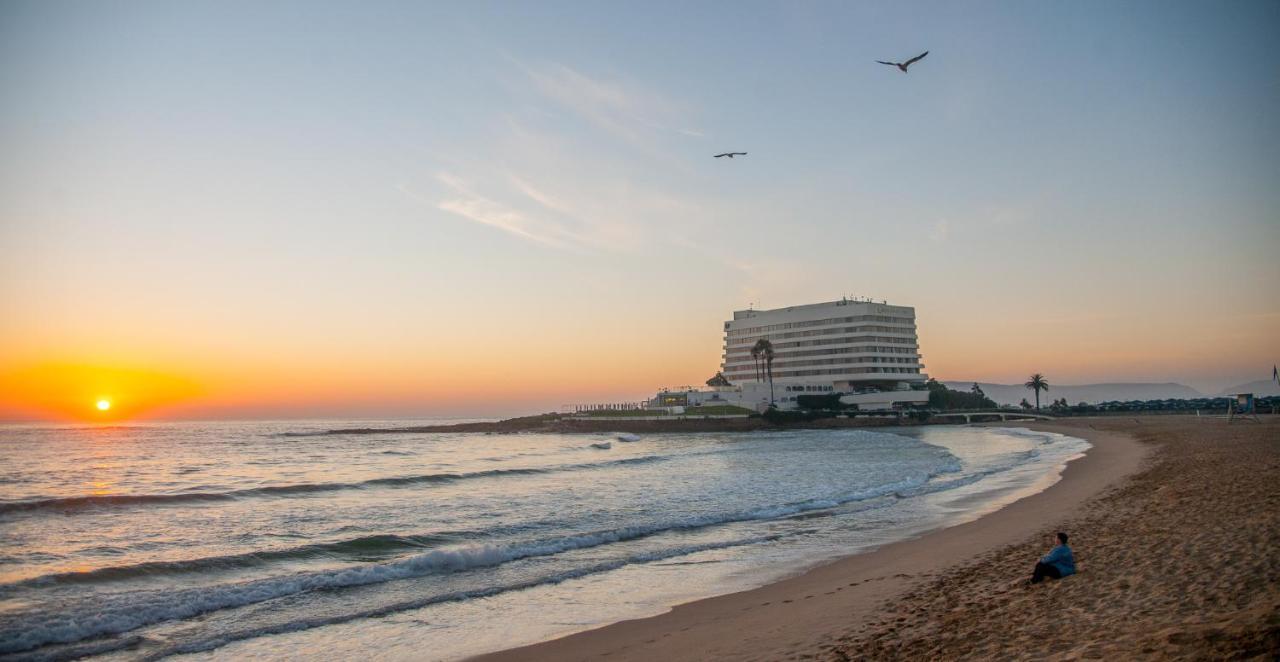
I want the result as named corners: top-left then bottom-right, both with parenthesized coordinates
top-left (1030, 532), bottom-right (1076, 584)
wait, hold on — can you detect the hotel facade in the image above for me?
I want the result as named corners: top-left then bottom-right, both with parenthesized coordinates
top-left (653, 298), bottom-right (930, 412)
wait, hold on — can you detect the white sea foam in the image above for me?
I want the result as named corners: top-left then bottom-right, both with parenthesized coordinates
top-left (144, 533), bottom-right (783, 661)
top-left (0, 462), bottom-right (962, 655)
top-left (895, 452), bottom-right (1035, 498)
top-left (995, 427), bottom-right (1065, 444)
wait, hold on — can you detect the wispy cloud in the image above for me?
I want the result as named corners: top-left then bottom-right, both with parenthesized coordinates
top-left (508, 174), bottom-right (572, 215)
top-left (514, 60), bottom-right (701, 146)
top-left (406, 58), bottom-right (716, 254)
top-left (403, 174), bottom-right (591, 251)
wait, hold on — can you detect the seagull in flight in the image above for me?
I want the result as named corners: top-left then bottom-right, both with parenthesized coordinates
top-left (877, 51), bottom-right (928, 73)
top-left (713, 152), bottom-right (747, 158)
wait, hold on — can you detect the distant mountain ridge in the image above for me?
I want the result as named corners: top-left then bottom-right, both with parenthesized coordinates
top-left (940, 381), bottom-right (1205, 407)
top-left (1216, 379), bottom-right (1280, 398)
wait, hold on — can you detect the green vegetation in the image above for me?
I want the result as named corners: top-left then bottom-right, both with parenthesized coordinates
top-left (795, 393), bottom-right (847, 411)
top-left (925, 378), bottom-right (998, 410)
top-left (500, 412), bottom-right (564, 425)
top-left (687, 405), bottom-right (754, 416)
top-left (1062, 396), bottom-right (1277, 414)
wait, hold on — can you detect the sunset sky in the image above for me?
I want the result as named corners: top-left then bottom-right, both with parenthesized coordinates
top-left (2, 1), bottom-right (1277, 421)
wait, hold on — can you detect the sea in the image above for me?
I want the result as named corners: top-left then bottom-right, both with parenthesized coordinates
top-left (0, 420), bottom-right (1088, 661)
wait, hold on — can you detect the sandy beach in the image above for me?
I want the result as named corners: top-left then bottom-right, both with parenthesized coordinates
top-left (478, 417), bottom-right (1280, 661)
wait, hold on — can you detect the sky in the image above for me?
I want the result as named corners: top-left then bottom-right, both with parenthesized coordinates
top-left (1, 0), bottom-right (1277, 421)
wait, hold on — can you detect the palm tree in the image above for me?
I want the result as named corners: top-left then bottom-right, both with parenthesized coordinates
top-left (761, 340), bottom-right (776, 405)
top-left (1024, 373), bottom-right (1049, 411)
top-left (752, 338), bottom-right (773, 404)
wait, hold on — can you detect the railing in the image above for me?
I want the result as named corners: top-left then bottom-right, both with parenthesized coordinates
top-left (561, 402), bottom-right (648, 414)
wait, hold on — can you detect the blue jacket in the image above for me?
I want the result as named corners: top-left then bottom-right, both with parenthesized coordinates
top-left (1041, 544), bottom-right (1076, 576)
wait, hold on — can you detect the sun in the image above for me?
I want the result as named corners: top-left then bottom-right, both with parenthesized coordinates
top-left (96, 399), bottom-right (111, 411)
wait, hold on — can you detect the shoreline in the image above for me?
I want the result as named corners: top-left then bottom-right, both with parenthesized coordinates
top-left (473, 420), bottom-right (1149, 662)
top-left (307, 413), bottom-right (1035, 436)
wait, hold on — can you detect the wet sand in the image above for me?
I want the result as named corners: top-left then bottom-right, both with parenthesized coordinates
top-left (476, 417), bottom-right (1280, 661)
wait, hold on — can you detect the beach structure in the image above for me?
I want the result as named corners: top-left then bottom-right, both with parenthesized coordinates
top-left (1226, 393), bottom-right (1261, 423)
top-left (654, 298), bottom-right (930, 412)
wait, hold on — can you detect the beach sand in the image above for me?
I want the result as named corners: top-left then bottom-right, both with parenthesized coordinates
top-left (476, 417), bottom-right (1279, 661)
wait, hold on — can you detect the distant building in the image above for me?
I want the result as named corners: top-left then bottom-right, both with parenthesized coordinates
top-left (652, 298), bottom-right (931, 412)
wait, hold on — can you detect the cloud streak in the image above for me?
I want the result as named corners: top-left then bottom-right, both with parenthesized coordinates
top-left (403, 175), bottom-right (592, 251)
top-left (515, 60), bottom-right (701, 146)
top-left (408, 58), bottom-right (717, 255)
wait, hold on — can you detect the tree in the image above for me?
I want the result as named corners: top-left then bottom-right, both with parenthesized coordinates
top-left (750, 341), bottom-right (763, 383)
top-left (760, 339), bottom-right (777, 405)
top-left (925, 378), bottom-right (996, 410)
top-left (970, 383), bottom-right (985, 398)
top-left (1024, 373), bottom-right (1049, 411)
top-left (1020, 398), bottom-right (1033, 410)
top-left (796, 393), bottom-right (844, 410)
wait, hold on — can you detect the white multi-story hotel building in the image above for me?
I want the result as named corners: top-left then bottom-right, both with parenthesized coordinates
top-left (722, 299), bottom-right (928, 409)
top-left (652, 298), bottom-right (931, 412)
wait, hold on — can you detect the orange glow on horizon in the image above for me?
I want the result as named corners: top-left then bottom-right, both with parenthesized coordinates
top-left (0, 363), bottom-right (203, 422)
top-left (1, 303), bottom-right (1274, 422)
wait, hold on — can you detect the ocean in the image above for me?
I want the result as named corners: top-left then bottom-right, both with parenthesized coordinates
top-left (0, 421), bottom-right (1088, 661)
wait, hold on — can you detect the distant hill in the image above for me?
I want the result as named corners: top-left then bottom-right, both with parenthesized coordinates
top-left (1216, 379), bottom-right (1280, 398)
top-left (941, 381), bottom-right (1205, 406)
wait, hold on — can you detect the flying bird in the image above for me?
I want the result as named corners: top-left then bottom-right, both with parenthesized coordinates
top-left (714, 152), bottom-right (747, 158)
top-left (876, 51), bottom-right (928, 73)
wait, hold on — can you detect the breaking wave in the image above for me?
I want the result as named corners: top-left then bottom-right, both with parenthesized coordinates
top-left (0, 455), bottom-right (668, 516)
